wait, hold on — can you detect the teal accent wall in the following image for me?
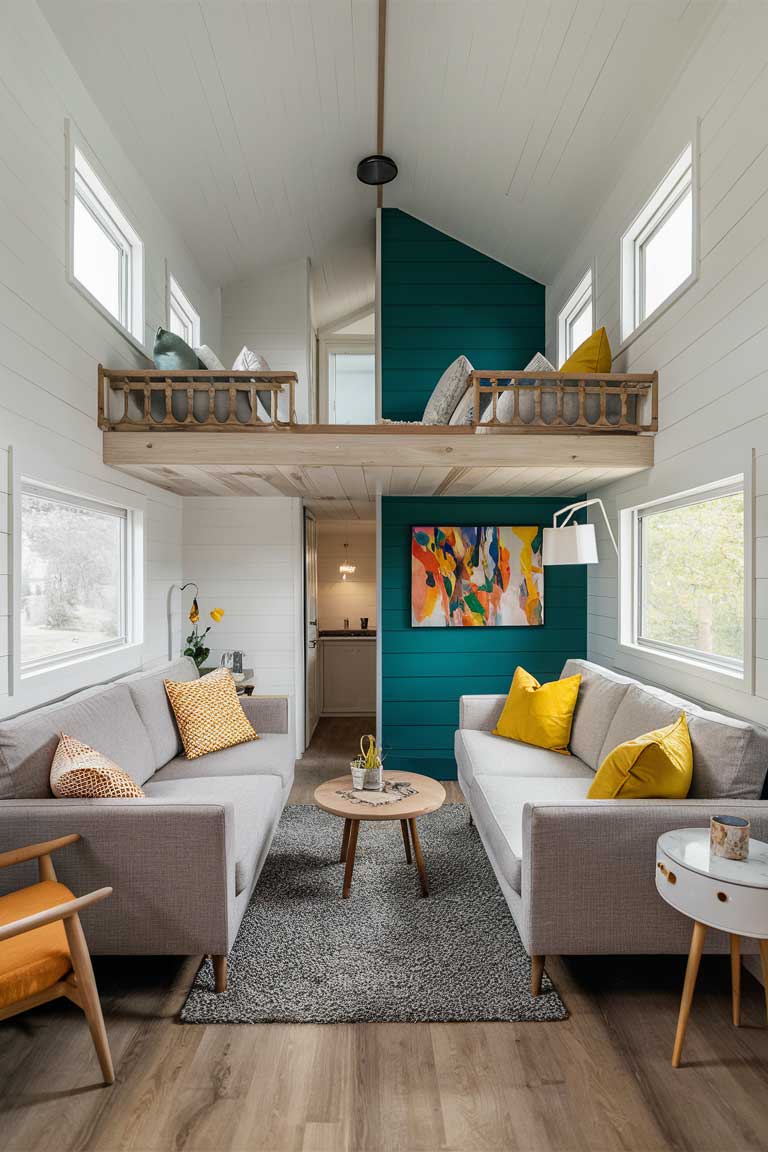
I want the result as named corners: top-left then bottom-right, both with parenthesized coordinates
top-left (381, 208), bottom-right (545, 421)
top-left (381, 496), bottom-right (588, 780)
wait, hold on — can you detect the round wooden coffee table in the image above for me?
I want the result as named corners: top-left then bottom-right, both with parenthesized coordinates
top-left (314, 771), bottom-right (446, 899)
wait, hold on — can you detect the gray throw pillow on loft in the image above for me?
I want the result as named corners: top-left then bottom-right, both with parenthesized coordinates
top-left (422, 355), bottom-right (473, 425)
top-left (151, 327), bottom-right (205, 422)
top-left (480, 353), bottom-right (556, 424)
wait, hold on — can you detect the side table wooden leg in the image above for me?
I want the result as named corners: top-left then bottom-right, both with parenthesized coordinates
top-left (340, 818), bottom-right (352, 863)
top-left (408, 818), bottom-right (428, 897)
top-left (730, 934), bottom-right (741, 1027)
top-left (758, 940), bottom-right (768, 1025)
top-left (342, 820), bottom-right (359, 899)
top-left (400, 819), bottom-right (412, 864)
top-left (672, 920), bottom-right (706, 1068)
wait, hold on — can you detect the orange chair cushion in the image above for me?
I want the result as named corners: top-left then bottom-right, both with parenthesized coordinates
top-left (0, 881), bottom-right (74, 1010)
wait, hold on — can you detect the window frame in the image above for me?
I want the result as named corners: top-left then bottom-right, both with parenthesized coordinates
top-left (557, 267), bottom-right (594, 367)
top-left (168, 272), bottom-right (201, 348)
top-left (19, 480), bottom-right (141, 678)
top-left (619, 474), bottom-right (751, 690)
top-left (318, 334), bottom-right (376, 424)
top-left (620, 139), bottom-right (698, 348)
top-left (66, 122), bottom-right (146, 351)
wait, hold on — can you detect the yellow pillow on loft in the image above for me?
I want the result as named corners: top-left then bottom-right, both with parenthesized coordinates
top-left (561, 327), bottom-right (612, 375)
top-left (587, 712), bottom-right (693, 800)
top-left (493, 666), bottom-right (581, 755)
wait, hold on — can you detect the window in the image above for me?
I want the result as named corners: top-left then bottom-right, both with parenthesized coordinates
top-left (328, 351), bottom-right (376, 424)
top-left (20, 484), bottom-right (135, 673)
top-left (621, 143), bottom-right (694, 341)
top-left (70, 143), bottom-right (144, 344)
top-left (168, 274), bottom-right (201, 347)
top-left (626, 479), bottom-right (745, 676)
top-left (557, 268), bottom-right (593, 366)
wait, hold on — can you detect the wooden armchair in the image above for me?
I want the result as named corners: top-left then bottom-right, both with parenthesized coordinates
top-left (0, 834), bottom-right (114, 1085)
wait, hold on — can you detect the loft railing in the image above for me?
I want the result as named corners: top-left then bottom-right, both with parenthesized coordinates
top-left (97, 366), bottom-right (298, 430)
top-left (470, 371), bottom-right (658, 433)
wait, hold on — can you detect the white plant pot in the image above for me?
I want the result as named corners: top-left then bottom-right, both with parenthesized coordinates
top-left (363, 764), bottom-right (383, 791)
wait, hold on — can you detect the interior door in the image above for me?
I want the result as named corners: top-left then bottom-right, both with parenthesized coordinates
top-left (304, 509), bottom-right (319, 747)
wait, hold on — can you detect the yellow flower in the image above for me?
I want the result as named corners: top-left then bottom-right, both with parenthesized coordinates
top-left (189, 598), bottom-right (200, 624)
top-left (209, 608), bottom-right (225, 623)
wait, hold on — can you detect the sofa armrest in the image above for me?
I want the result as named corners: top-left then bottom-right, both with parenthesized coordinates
top-left (0, 799), bottom-right (235, 954)
top-left (240, 694), bottom-right (289, 734)
top-left (520, 799), bottom-right (768, 956)
top-left (459, 695), bottom-right (507, 732)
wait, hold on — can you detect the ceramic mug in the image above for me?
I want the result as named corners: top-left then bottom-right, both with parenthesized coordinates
top-left (710, 814), bottom-right (750, 861)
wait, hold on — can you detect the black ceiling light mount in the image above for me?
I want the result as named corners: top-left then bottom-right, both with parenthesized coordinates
top-left (357, 154), bottom-right (398, 186)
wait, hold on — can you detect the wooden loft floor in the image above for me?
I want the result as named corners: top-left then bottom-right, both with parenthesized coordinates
top-left (103, 428), bottom-right (653, 519)
top-left (99, 367), bottom-right (656, 518)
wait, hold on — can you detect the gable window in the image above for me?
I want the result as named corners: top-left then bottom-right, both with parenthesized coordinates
top-left (20, 483), bottom-right (138, 673)
top-left (557, 269), bottom-right (593, 366)
top-left (169, 275), bottom-right (201, 347)
top-left (621, 143), bottom-right (694, 341)
top-left (69, 142), bottom-right (144, 345)
top-left (623, 478), bottom-right (745, 678)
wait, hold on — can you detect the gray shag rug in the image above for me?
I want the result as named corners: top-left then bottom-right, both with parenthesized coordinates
top-left (181, 804), bottom-right (567, 1024)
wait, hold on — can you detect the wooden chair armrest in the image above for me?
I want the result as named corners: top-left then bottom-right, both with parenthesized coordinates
top-left (0, 886), bottom-right (112, 943)
top-left (0, 834), bottom-right (80, 871)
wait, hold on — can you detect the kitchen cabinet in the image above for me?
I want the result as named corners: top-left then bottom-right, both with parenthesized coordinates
top-left (320, 637), bottom-right (376, 715)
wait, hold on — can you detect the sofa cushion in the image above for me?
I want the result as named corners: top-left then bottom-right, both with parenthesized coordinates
top-left (143, 774), bottom-right (283, 895)
top-left (150, 733), bottom-right (295, 795)
top-left (0, 684), bottom-right (156, 799)
top-left (470, 773), bottom-right (593, 894)
top-left (599, 683), bottom-right (768, 800)
top-left (455, 729), bottom-right (593, 790)
top-left (561, 659), bottom-right (633, 770)
top-left (124, 657), bottom-right (198, 769)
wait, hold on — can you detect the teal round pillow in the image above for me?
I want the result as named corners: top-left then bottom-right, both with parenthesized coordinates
top-left (151, 327), bottom-right (206, 421)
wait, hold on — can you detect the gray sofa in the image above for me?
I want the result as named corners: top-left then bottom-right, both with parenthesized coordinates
top-left (456, 659), bottom-right (768, 995)
top-left (0, 657), bottom-right (294, 991)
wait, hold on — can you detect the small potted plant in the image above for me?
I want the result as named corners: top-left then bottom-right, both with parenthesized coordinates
top-left (350, 733), bottom-right (384, 791)
top-left (183, 596), bottom-right (225, 669)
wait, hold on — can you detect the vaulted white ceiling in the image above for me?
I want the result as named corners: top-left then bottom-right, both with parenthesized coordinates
top-left (41, 0), bottom-right (718, 327)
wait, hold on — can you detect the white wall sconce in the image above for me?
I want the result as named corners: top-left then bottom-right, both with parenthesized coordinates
top-left (542, 498), bottom-right (618, 565)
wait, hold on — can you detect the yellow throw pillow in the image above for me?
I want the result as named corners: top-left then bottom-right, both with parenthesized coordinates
top-left (588, 712), bottom-right (692, 799)
top-left (50, 734), bottom-right (144, 798)
top-left (493, 666), bottom-right (581, 755)
top-left (164, 668), bottom-right (258, 760)
top-left (560, 326), bottom-right (612, 375)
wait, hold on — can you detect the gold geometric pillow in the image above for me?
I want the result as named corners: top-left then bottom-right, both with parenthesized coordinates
top-left (163, 668), bottom-right (258, 760)
top-left (50, 734), bottom-right (145, 798)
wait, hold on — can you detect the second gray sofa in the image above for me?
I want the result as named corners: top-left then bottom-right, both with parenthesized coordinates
top-left (0, 657), bottom-right (294, 991)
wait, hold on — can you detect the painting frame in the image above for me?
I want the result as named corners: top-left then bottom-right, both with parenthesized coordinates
top-left (410, 524), bottom-right (544, 628)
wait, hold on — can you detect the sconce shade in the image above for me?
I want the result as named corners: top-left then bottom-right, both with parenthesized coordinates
top-left (542, 524), bottom-right (599, 565)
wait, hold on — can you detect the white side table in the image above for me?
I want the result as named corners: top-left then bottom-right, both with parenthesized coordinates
top-left (656, 828), bottom-right (768, 1067)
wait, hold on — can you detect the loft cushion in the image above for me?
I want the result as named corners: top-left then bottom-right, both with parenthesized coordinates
top-left (560, 327), bottom-right (611, 375)
top-left (164, 669), bottom-right (258, 760)
top-left (455, 728), bottom-right (593, 790)
top-left (588, 713), bottom-right (693, 800)
top-left (494, 666), bottom-right (581, 754)
top-left (143, 774), bottom-right (282, 895)
top-left (194, 345), bottom-right (224, 369)
top-left (152, 326), bottom-right (201, 370)
top-left (422, 355), bottom-right (473, 425)
top-left (0, 684), bottom-right (156, 799)
top-left (151, 733), bottom-right (294, 794)
top-left (231, 346), bottom-right (274, 423)
top-left (449, 385), bottom-right (475, 426)
top-left (598, 683), bottom-right (768, 800)
top-left (561, 659), bottom-right (632, 771)
top-left (50, 734), bottom-right (145, 799)
top-left (124, 657), bottom-right (199, 769)
top-left (0, 881), bottom-right (74, 1009)
top-left (470, 774), bottom-right (593, 895)
top-left (480, 353), bottom-right (556, 424)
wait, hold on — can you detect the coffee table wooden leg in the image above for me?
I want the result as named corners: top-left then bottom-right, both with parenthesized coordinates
top-left (672, 920), bottom-right (706, 1068)
top-left (408, 818), bottom-right (428, 897)
top-left (342, 820), bottom-right (359, 898)
top-left (340, 818), bottom-right (352, 863)
top-left (400, 819), bottom-right (412, 864)
top-left (731, 934), bottom-right (741, 1027)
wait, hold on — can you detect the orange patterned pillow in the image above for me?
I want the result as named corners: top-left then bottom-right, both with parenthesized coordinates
top-left (50, 734), bottom-right (145, 798)
top-left (164, 668), bottom-right (258, 760)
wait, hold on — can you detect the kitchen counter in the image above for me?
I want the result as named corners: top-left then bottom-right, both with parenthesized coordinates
top-left (320, 630), bottom-right (376, 638)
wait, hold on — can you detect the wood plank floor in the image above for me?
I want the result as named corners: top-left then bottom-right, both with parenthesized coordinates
top-left (2, 717), bottom-right (768, 1152)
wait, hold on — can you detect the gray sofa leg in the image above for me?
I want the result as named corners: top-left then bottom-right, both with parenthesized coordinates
top-left (468, 810), bottom-right (473, 826)
top-left (213, 955), bottom-right (227, 993)
top-left (531, 955), bottom-right (545, 997)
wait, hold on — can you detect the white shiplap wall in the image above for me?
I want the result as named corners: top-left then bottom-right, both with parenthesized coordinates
top-left (0, 0), bottom-right (221, 719)
top-left (181, 497), bottom-right (304, 753)
top-left (318, 521), bottom-right (376, 631)
top-left (221, 259), bottom-right (313, 423)
top-left (546, 3), bottom-right (768, 727)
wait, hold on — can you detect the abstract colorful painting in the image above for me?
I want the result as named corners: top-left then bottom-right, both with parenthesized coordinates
top-left (411, 526), bottom-right (543, 627)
